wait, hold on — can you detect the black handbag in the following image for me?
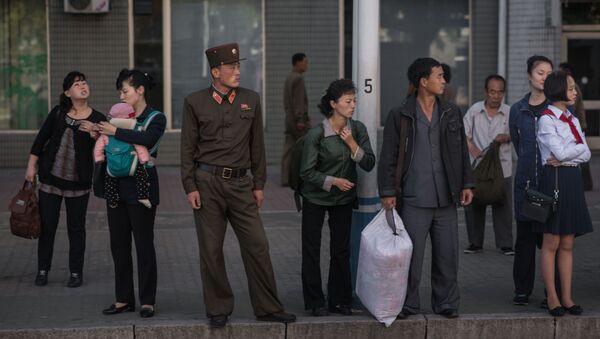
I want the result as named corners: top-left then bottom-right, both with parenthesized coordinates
top-left (522, 167), bottom-right (558, 223)
top-left (92, 162), bottom-right (106, 198)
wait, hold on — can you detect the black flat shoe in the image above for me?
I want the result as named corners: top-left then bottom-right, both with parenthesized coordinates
top-left (396, 308), bottom-right (417, 319)
top-left (548, 306), bottom-right (565, 317)
top-left (329, 305), bottom-right (352, 316)
top-left (67, 273), bottom-right (82, 288)
top-left (140, 307), bottom-right (155, 318)
top-left (34, 270), bottom-right (48, 286)
top-left (209, 315), bottom-right (228, 328)
top-left (311, 306), bottom-right (329, 316)
top-left (439, 309), bottom-right (459, 319)
top-left (564, 304), bottom-right (583, 315)
top-left (102, 303), bottom-right (135, 315)
top-left (257, 311), bottom-right (296, 323)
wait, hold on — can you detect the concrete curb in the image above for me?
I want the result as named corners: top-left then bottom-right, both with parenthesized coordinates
top-left (0, 326), bottom-right (133, 339)
top-left (134, 320), bottom-right (285, 339)
top-left (1, 313), bottom-right (597, 339)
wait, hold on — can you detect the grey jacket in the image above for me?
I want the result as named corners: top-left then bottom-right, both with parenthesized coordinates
top-left (378, 96), bottom-right (474, 205)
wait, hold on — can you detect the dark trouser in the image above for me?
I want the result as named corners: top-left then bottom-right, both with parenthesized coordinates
top-left (581, 161), bottom-right (593, 191)
top-left (280, 133), bottom-right (297, 186)
top-left (399, 203), bottom-right (459, 314)
top-left (301, 199), bottom-right (353, 310)
top-left (192, 169), bottom-right (283, 317)
top-left (106, 203), bottom-right (157, 306)
top-left (37, 190), bottom-right (89, 274)
top-left (465, 177), bottom-right (513, 248)
top-left (513, 220), bottom-right (538, 296)
top-left (513, 220), bottom-right (561, 297)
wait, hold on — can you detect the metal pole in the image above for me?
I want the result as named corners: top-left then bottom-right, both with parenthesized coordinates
top-left (350, 0), bottom-right (380, 304)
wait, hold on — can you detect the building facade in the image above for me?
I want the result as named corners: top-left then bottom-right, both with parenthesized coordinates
top-left (1, 0), bottom-right (599, 167)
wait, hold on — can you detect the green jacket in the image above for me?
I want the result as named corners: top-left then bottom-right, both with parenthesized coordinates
top-left (300, 118), bottom-right (375, 206)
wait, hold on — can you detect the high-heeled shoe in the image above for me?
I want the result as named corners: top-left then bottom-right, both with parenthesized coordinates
top-left (548, 306), bottom-right (565, 317)
top-left (564, 304), bottom-right (583, 315)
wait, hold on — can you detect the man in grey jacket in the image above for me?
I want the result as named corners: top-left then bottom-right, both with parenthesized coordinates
top-left (378, 57), bottom-right (474, 319)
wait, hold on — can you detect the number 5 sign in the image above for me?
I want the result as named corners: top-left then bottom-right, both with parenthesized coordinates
top-left (364, 78), bottom-right (373, 93)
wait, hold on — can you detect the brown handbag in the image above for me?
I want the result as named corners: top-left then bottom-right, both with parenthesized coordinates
top-left (8, 181), bottom-right (41, 239)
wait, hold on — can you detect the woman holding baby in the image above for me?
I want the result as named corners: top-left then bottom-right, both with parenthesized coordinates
top-left (99, 69), bottom-right (166, 318)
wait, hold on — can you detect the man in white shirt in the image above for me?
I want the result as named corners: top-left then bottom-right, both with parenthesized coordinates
top-left (463, 75), bottom-right (514, 255)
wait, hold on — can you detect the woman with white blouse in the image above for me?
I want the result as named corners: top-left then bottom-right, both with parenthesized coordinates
top-left (535, 71), bottom-right (592, 317)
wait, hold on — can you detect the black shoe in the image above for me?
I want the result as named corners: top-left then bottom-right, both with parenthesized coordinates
top-left (102, 303), bottom-right (135, 315)
top-left (257, 311), bottom-right (296, 323)
top-left (329, 304), bottom-right (352, 316)
top-left (439, 309), bottom-right (459, 319)
top-left (140, 306), bottom-right (155, 318)
top-left (311, 306), bottom-right (329, 316)
top-left (548, 306), bottom-right (565, 317)
top-left (500, 247), bottom-right (515, 256)
top-left (396, 308), bottom-right (417, 319)
top-left (564, 304), bottom-right (583, 315)
top-left (209, 315), bottom-right (228, 328)
top-left (34, 270), bottom-right (48, 286)
top-left (67, 273), bottom-right (83, 288)
top-left (463, 244), bottom-right (482, 254)
top-left (513, 294), bottom-right (529, 306)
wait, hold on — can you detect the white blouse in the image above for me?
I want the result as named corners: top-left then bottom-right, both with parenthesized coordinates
top-left (537, 104), bottom-right (590, 166)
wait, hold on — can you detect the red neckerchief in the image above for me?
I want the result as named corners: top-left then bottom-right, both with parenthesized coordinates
top-left (541, 108), bottom-right (583, 144)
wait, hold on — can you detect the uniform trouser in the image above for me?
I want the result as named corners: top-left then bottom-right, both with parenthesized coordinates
top-left (192, 169), bottom-right (283, 317)
top-left (399, 203), bottom-right (459, 314)
top-left (106, 203), bottom-right (157, 306)
top-left (301, 199), bottom-right (353, 310)
top-left (37, 190), bottom-right (89, 274)
top-left (280, 133), bottom-right (297, 186)
top-left (513, 220), bottom-right (561, 297)
top-left (465, 177), bottom-right (513, 248)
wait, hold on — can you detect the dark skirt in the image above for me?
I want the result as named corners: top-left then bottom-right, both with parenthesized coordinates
top-left (533, 166), bottom-right (593, 236)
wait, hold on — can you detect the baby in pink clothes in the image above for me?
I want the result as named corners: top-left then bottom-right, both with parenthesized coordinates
top-left (94, 103), bottom-right (150, 164)
top-left (94, 103), bottom-right (151, 208)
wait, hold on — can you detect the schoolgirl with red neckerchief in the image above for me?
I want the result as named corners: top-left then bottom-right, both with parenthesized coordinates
top-left (535, 71), bottom-right (592, 317)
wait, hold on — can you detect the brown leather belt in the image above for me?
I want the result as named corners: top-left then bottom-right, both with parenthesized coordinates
top-left (197, 163), bottom-right (247, 179)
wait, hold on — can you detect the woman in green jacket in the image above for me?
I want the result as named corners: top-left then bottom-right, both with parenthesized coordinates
top-left (300, 79), bottom-right (375, 316)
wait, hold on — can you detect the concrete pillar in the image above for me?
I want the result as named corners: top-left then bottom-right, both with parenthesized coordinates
top-left (350, 0), bottom-right (381, 303)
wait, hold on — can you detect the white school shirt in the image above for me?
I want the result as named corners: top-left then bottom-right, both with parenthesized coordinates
top-left (537, 104), bottom-right (590, 166)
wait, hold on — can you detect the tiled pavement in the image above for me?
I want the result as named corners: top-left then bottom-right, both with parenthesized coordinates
top-left (0, 159), bottom-right (599, 330)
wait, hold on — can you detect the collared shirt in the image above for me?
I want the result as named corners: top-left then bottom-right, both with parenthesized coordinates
top-left (402, 102), bottom-right (452, 208)
top-left (321, 118), bottom-right (365, 191)
top-left (463, 100), bottom-right (512, 178)
top-left (537, 105), bottom-right (590, 166)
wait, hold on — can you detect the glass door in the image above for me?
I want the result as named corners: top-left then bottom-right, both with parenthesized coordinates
top-left (562, 32), bottom-right (600, 145)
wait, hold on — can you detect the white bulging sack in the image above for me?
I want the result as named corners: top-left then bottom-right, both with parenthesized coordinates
top-left (355, 208), bottom-right (413, 327)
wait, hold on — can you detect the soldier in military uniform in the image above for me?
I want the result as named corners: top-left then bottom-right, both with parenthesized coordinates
top-left (180, 43), bottom-right (296, 328)
top-left (281, 52), bottom-right (310, 186)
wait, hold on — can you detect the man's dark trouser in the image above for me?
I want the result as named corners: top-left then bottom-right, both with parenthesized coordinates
top-left (399, 203), bottom-right (459, 314)
top-left (465, 177), bottom-right (513, 248)
top-left (37, 191), bottom-right (89, 274)
top-left (301, 199), bottom-right (353, 310)
top-left (107, 203), bottom-right (157, 306)
top-left (193, 169), bottom-right (284, 317)
top-left (280, 132), bottom-right (297, 186)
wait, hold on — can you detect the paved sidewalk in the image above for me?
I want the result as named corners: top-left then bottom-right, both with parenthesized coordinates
top-left (0, 158), bottom-right (599, 331)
